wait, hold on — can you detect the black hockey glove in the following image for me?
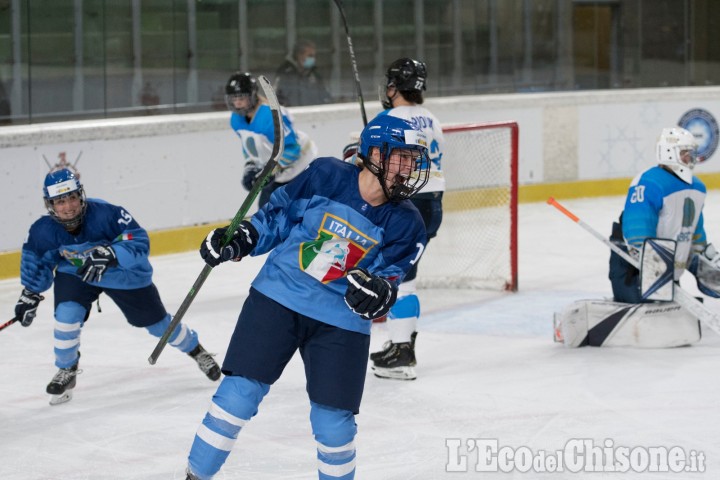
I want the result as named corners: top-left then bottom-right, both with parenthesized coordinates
top-left (200, 221), bottom-right (259, 267)
top-left (344, 268), bottom-right (398, 320)
top-left (242, 163), bottom-right (274, 191)
top-left (15, 288), bottom-right (44, 327)
top-left (77, 245), bottom-right (119, 283)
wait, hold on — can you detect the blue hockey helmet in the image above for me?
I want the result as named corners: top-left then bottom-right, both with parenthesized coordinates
top-left (43, 168), bottom-right (86, 230)
top-left (358, 115), bottom-right (430, 201)
top-left (225, 72), bottom-right (259, 116)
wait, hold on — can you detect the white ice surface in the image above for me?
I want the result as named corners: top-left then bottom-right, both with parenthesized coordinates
top-left (1, 195), bottom-right (719, 479)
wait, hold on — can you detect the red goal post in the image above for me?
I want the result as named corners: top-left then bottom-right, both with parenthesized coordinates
top-left (416, 121), bottom-right (518, 291)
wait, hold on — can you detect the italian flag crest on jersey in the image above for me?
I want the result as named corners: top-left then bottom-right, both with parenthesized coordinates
top-left (300, 213), bottom-right (378, 283)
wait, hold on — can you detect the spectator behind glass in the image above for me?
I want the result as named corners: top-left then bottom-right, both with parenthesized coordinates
top-left (274, 39), bottom-right (332, 107)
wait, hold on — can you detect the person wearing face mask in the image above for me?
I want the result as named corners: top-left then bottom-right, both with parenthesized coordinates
top-left (274, 39), bottom-right (332, 107)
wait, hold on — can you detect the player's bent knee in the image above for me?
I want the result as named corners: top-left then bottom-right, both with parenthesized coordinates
top-left (55, 301), bottom-right (87, 325)
top-left (388, 293), bottom-right (420, 321)
top-left (214, 375), bottom-right (271, 421)
top-left (310, 401), bottom-right (357, 447)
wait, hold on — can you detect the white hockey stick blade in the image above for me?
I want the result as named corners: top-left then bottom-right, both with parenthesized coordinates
top-left (49, 390), bottom-right (73, 406)
top-left (640, 238), bottom-right (675, 302)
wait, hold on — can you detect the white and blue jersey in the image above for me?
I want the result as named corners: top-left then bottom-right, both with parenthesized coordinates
top-left (247, 157), bottom-right (427, 335)
top-left (622, 165), bottom-right (707, 280)
top-left (376, 106), bottom-right (445, 193)
top-left (230, 104), bottom-right (313, 183)
top-left (20, 199), bottom-right (153, 293)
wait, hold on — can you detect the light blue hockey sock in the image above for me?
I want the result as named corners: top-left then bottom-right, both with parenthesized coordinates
top-left (145, 313), bottom-right (199, 353)
top-left (310, 401), bottom-right (357, 479)
top-left (187, 376), bottom-right (270, 479)
top-left (53, 302), bottom-right (85, 368)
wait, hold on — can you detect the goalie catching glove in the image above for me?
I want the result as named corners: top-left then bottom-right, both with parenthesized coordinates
top-left (200, 221), bottom-right (259, 267)
top-left (15, 288), bottom-right (44, 327)
top-left (77, 245), bottom-right (118, 283)
top-left (689, 243), bottom-right (720, 298)
top-left (344, 268), bottom-right (398, 320)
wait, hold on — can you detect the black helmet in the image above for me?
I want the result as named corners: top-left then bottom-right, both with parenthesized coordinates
top-left (385, 58), bottom-right (427, 93)
top-left (225, 72), bottom-right (258, 115)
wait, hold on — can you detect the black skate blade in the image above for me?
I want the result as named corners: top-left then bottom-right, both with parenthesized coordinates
top-left (49, 390), bottom-right (73, 406)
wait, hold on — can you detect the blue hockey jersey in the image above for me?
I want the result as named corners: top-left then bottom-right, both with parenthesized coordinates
top-left (20, 199), bottom-right (154, 293)
top-left (248, 157), bottom-right (427, 335)
top-left (622, 165), bottom-right (707, 279)
top-left (230, 104), bottom-right (301, 169)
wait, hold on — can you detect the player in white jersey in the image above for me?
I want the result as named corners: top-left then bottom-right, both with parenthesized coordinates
top-left (369, 58), bottom-right (446, 380)
top-left (554, 127), bottom-right (720, 348)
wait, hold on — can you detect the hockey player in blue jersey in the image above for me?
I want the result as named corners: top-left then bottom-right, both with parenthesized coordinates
top-left (369, 57), bottom-right (446, 380)
top-left (554, 127), bottom-right (720, 347)
top-left (14, 169), bottom-right (221, 405)
top-left (225, 71), bottom-right (317, 207)
top-left (184, 115), bottom-right (431, 480)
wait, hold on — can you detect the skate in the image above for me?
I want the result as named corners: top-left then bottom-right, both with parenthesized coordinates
top-left (370, 331), bottom-right (417, 362)
top-left (371, 340), bottom-right (417, 380)
top-left (189, 344), bottom-right (221, 381)
top-left (185, 468), bottom-right (200, 480)
top-left (46, 354), bottom-right (80, 406)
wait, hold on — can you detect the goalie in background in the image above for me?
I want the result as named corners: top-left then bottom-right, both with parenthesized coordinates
top-left (14, 169), bottom-right (220, 406)
top-left (224, 71), bottom-right (317, 208)
top-left (554, 126), bottom-right (720, 348)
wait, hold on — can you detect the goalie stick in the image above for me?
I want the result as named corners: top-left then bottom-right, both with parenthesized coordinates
top-left (333, 0), bottom-right (368, 126)
top-left (148, 75), bottom-right (285, 365)
top-left (547, 197), bottom-right (720, 335)
top-left (0, 317), bottom-right (17, 332)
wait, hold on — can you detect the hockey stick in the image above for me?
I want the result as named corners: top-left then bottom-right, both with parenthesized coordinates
top-left (148, 76), bottom-right (285, 365)
top-left (0, 317), bottom-right (17, 332)
top-left (333, 0), bottom-right (368, 126)
top-left (548, 197), bottom-right (720, 335)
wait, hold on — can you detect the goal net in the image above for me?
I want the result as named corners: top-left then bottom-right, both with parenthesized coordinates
top-left (416, 122), bottom-right (518, 291)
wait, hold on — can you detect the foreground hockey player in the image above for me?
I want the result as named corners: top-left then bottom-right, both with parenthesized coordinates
top-left (225, 71), bottom-right (317, 207)
top-left (554, 127), bottom-right (720, 347)
top-left (184, 115), bottom-right (430, 480)
top-left (369, 57), bottom-right (446, 380)
top-left (14, 169), bottom-right (220, 405)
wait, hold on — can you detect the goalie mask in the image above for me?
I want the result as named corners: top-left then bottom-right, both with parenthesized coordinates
top-left (43, 168), bottom-right (87, 231)
top-left (358, 115), bottom-right (430, 202)
top-left (381, 57), bottom-right (427, 109)
top-left (656, 127), bottom-right (698, 184)
top-left (225, 72), bottom-right (259, 116)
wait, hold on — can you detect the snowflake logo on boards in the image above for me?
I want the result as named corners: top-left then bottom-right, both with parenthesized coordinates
top-left (638, 102), bottom-right (662, 128)
top-left (596, 127), bottom-right (646, 177)
top-left (44, 151), bottom-right (83, 178)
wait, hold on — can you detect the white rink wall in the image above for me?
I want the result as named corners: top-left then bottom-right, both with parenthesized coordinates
top-left (2, 87), bottom-right (720, 252)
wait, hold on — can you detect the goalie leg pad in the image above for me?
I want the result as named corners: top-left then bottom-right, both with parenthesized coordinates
top-left (554, 300), bottom-right (701, 348)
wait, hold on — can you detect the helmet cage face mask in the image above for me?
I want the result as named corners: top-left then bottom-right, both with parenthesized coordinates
top-left (225, 73), bottom-right (258, 116)
top-left (656, 127), bottom-right (698, 184)
top-left (43, 169), bottom-right (87, 231)
top-left (358, 118), bottom-right (430, 202)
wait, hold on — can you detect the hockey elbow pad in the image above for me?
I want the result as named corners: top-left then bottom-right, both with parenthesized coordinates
top-left (344, 268), bottom-right (398, 320)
